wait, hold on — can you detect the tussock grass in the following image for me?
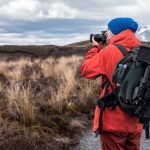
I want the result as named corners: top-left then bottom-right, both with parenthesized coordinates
top-left (7, 82), bottom-right (35, 125)
top-left (0, 55), bottom-right (100, 120)
top-left (69, 119), bottom-right (83, 130)
top-left (0, 55), bottom-right (101, 149)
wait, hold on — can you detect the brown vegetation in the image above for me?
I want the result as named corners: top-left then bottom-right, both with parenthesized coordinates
top-left (1, 41), bottom-right (149, 149)
top-left (0, 55), bottom-right (101, 150)
top-left (0, 40), bottom-right (92, 59)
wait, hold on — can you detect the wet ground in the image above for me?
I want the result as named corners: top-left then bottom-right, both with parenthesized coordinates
top-left (75, 130), bottom-right (150, 150)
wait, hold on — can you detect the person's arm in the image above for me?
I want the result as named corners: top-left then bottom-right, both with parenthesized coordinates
top-left (86, 36), bottom-right (104, 58)
top-left (81, 43), bottom-right (107, 79)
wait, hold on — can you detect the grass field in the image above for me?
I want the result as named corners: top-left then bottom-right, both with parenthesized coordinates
top-left (0, 55), bottom-right (101, 149)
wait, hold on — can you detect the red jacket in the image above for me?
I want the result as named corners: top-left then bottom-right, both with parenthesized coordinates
top-left (81, 29), bottom-right (143, 133)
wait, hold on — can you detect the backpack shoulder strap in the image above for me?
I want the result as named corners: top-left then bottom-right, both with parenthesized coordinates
top-left (115, 44), bottom-right (128, 56)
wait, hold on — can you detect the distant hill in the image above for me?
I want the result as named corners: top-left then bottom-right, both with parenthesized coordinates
top-left (141, 41), bottom-right (150, 47)
top-left (137, 26), bottom-right (150, 42)
top-left (65, 40), bottom-right (91, 47)
top-left (0, 40), bottom-right (92, 59)
top-left (0, 40), bottom-right (149, 60)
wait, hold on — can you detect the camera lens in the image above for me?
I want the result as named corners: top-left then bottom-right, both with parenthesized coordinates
top-left (90, 34), bottom-right (93, 43)
top-left (94, 34), bottom-right (103, 43)
top-left (90, 32), bottom-right (107, 43)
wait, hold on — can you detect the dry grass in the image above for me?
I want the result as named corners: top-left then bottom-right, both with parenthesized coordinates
top-left (7, 82), bottom-right (35, 125)
top-left (0, 55), bottom-right (101, 149)
top-left (48, 56), bottom-right (81, 112)
top-left (69, 119), bottom-right (83, 129)
top-left (0, 55), bottom-right (100, 120)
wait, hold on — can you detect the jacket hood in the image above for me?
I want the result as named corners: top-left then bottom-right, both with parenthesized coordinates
top-left (108, 29), bottom-right (141, 49)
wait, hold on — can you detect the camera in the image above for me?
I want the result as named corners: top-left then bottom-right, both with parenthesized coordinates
top-left (90, 31), bottom-right (107, 44)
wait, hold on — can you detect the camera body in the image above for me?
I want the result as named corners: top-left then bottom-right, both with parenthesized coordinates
top-left (90, 31), bottom-right (107, 44)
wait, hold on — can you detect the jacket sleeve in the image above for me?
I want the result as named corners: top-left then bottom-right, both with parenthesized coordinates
top-left (81, 44), bottom-right (107, 79)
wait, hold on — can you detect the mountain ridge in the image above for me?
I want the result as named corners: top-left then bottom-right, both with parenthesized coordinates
top-left (0, 39), bottom-right (149, 59)
top-left (137, 26), bottom-right (150, 42)
top-left (0, 40), bottom-right (92, 59)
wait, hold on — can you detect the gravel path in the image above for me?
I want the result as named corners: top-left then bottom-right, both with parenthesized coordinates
top-left (75, 130), bottom-right (150, 150)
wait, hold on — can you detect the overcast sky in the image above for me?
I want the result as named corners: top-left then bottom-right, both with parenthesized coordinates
top-left (0, 0), bottom-right (149, 45)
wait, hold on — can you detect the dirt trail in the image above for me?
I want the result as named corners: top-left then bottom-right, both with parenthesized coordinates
top-left (75, 129), bottom-right (150, 150)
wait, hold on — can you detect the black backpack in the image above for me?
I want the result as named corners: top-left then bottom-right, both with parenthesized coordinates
top-left (96, 44), bottom-right (150, 139)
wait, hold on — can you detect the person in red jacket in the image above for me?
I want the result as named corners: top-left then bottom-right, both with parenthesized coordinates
top-left (81, 18), bottom-right (143, 150)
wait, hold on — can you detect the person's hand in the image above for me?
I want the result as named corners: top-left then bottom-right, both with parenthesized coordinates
top-left (92, 36), bottom-right (99, 47)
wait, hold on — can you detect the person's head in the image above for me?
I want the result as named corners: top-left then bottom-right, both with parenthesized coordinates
top-left (105, 17), bottom-right (138, 41)
top-left (105, 29), bottom-right (114, 41)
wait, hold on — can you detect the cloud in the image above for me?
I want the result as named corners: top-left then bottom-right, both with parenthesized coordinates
top-left (0, 0), bottom-right (79, 21)
top-left (0, 18), bottom-right (104, 45)
top-left (0, 0), bottom-right (149, 45)
top-left (0, 31), bottom-right (89, 46)
top-left (0, 0), bottom-right (41, 21)
top-left (0, 0), bottom-right (149, 23)
top-left (0, 18), bottom-right (104, 33)
top-left (0, 0), bottom-right (140, 21)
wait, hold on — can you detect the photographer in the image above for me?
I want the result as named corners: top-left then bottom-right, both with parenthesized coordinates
top-left (81, 18), bottom-right (143, 150)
